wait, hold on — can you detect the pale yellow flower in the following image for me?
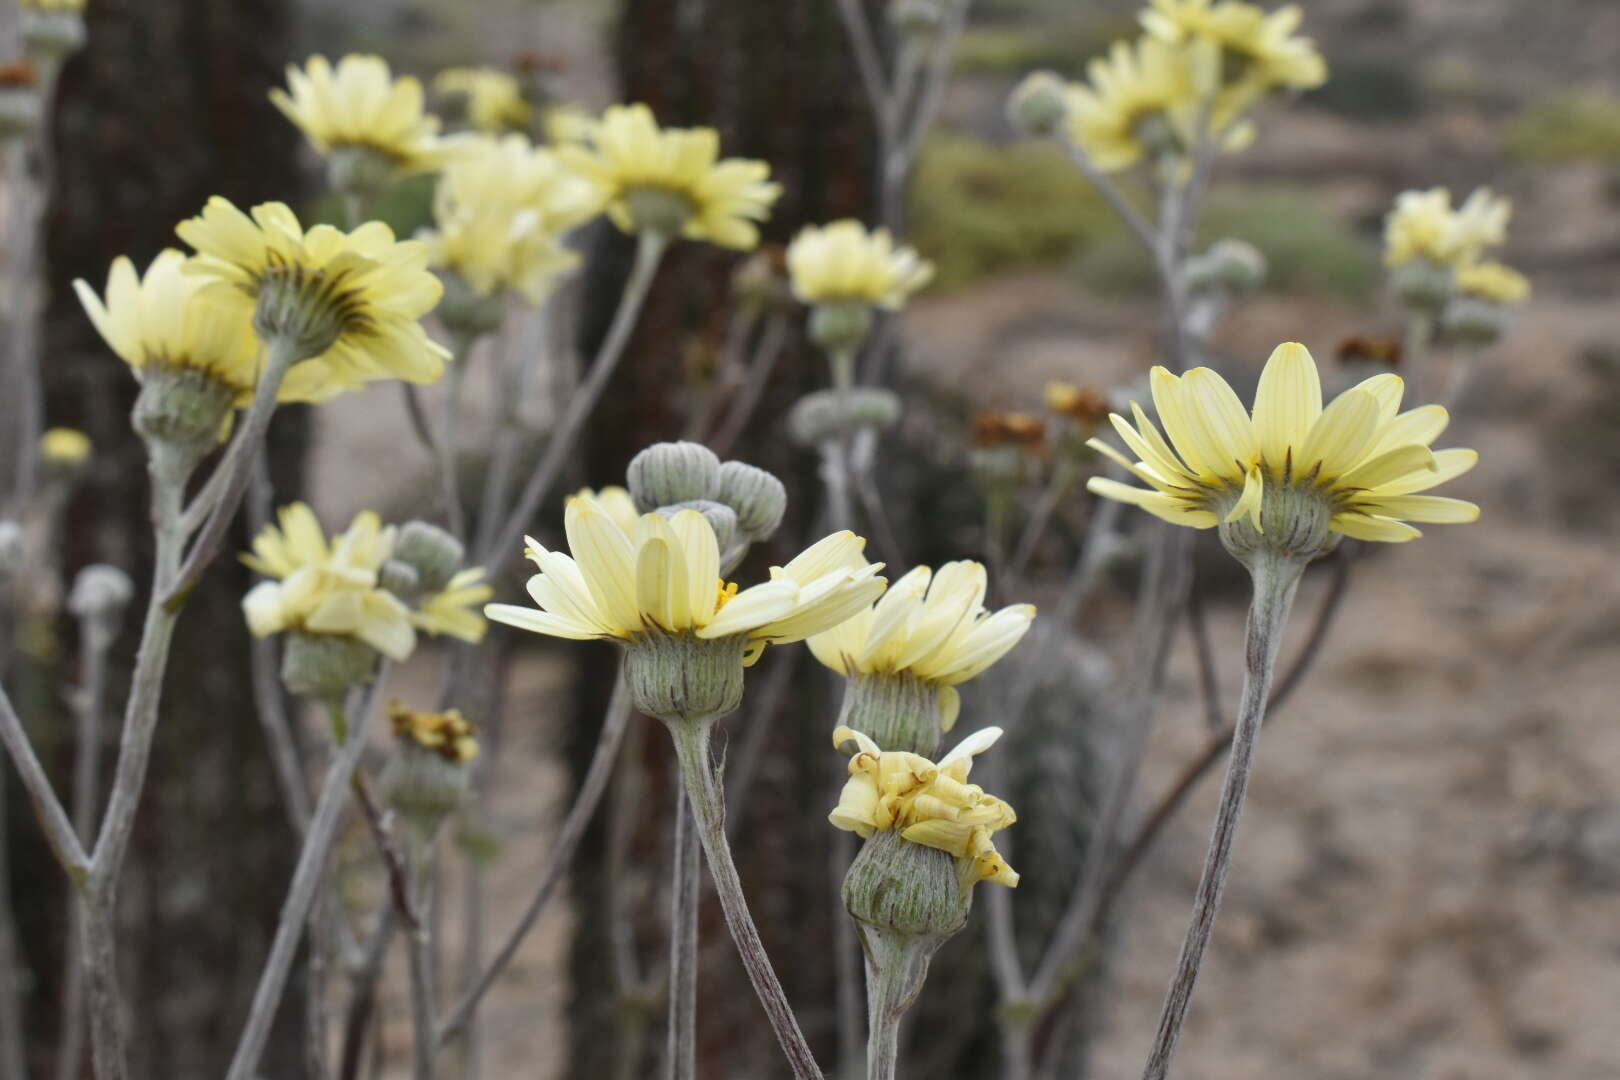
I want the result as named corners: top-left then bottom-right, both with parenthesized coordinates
top-left (1086, 342), bottom-right (1481, 543)
top-left (420, 134), bottom-right (604, 303)
top-left (241, 504), bottom-right (417, 661)
top-left (73, 249), bottom-right (351, 405)
top-left (1141, 0), bottom-right (1326, 95)
top-left (271, 54), bottom-right (468, 173)
top-left (808, 562), bottom-right (1034, 731)
top-left (786, 220), bottom-right (934, 310)
top-left (1456, 260), bottom-right (1530, 305)
top-left (1384, 186), bottom-right (1511, 269)
top-left (573, 486), bottom-right (641, 533)
top-left (829, 725), bottom-right (1019, 888)
top-left (434, 67), bottom-right (533, 134)
top-left (558, 103), bottom-right (781, 249)
top-left (177, 197), bottom-right (448, 385)
top-left (412, 567), bottom-right (493, 644)
top-left (485, 492), bottom-right (886, 663)
top-left (543, 104), bottom-right (595, 146)
top-left (40, 427), bottom-right (91, 465)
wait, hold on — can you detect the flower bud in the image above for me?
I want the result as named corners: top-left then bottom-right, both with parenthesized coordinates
top-left (280, 631), bottom-right (379, 701)
top-left (1440, 295), bottom-right (1509, 347)
top-left (132, 367), bottom-right (237, 477)
top-left (378, 559), bottom-right (422, 601)
top-left (1389, 257), bottom-right (1455, 311)
top-left (382, 703), bottom-right (479, 835)
top-left (843, 829), bottom-right (972, 940)
top-left (325, 144), bottom-right (398, 206)
top-left (627, 441), bottom-right (720, 514)
top-left (622, 185), bottom-right (695, 239)
top-left (624, 631), bottom-right (747, 722)
top-left (789, 388), bottom-right (902, 446)
top-left (714, 460), bottom-right (787, 540)
top-left (889, 0), bottom-right (944, 38)
top-left (1006, 71), bottom-right (1069, 137)
top-left (435, 271), bottom-right (507, 339)
top-left (0, 522), bottom-right (26, 581)
top-left (20, 9), bottom-right (86, 63)
top-left (808, 301), bottom-right (875, 354)
top-left (392, 521), bottom-right (466, 594)
top-left (67, 564), bottom-right (135, 628)
top-left (655, 499), bottom-right (738, 556)
top-left (1131, 110), bottom-right (1184, 162)
top-left (1184, 238), bottom-right (1267, 296)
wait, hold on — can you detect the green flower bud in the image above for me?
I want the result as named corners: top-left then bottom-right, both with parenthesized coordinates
top-left (627, 441), bottom-right (720, 514)
top-left (392, 521), bottom-right (466, 594)
top-left (655, 499), bottom-right (739, 555)
top-left (789, 388), bottom-right (902, 447)
top-left (622, 185), bottom-right (696, 239)
top-left (1390, 257), bottom-right (1455, 311)
top-left (1440, 295), bottom-right (1509, 347)
top-left (435, 271), bottom-right (507, 340)
top-left (280, 632), bottom-right (379, 701)
top-left (381, 743), bottom-right (471, 836)
top-left (67, 564), bottom-right (135, 628)
top-left (808, 301), bottom-right (876, 354)
top-left (843, 829), bottom-right (972, 940)
top-left (1007, 70), bottom-right (1070, 138)
top-left (714, 460), bottom-right (787, 540)
top-left (1131, 111), bottom-right (1185, 162)
top-left (378, 559), bottom-right (422, 602)
top-left (1185, 238), bottom-right (1267, 296)
top-left (623, 630), bottom-right (747, 722)
top-left (132, 366), bottom-right (237, 482)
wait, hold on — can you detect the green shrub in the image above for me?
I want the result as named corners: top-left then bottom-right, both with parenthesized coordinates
top-left (1505, 92), bottom-right (1620, 164)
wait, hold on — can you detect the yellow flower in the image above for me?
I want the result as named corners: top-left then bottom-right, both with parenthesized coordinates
top-left (434, 66), bottom-right (533, 134)
top-left (390, 702), bottom-right (480, 763)
top-left (73, 249), bottom-right (351, 405)
top-left (1384, 186), bottom-right (1511, 269)
top-left (39, 427), bottom-right (91, 466)
top-left (412, 567), bottom-right (493, 644)
top-left (558, 103), bottom-right (781, 248)
top-left (574, 486), bottom-right (641, 533)
top-left (270, 54), bottom-right (468, 173)
top-left (786, 220), bottom-right (934, 310)
top-left (177, 197), bottom-right (448, 383)
top-left (543, 104), bottom-right (596, 145)
top-left (1141, 0), bottom-right (1326, 95)
top-left (485, 492), bottom-right (886, 663)
top-left (829, 726), bottom-right (1019, 888)
top-left (420, 134), bottom-right (604, 303)
top-left (808, 562), bottom-right (1035, 731)
top-left (1085, 342), bottom-right (1480, 543)
top-left (1064, 36), bottom-right (1250, 173)
top-left (1456, 260), bottom-right (1530, 305)
top-left (241, 503), bottom-right (417, 661)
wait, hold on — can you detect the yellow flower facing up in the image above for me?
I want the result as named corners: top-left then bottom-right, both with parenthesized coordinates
top-left (39, 427), bottom-right (91, 466)
top-left (808, 562), bottom-right (1035, 732)
top-left (1086, 342), bottom-right (1481, 544)
top-left (177, 197), bottom-right (448, 383)
top-left (271, 54), bottom-right (468, 173)
top-left (390, 702), bottom-right (480, 763)
top-left (412, 567), bottom-right (493, 645)
top-left (1141, 0), bottom-right (1326, 96)
top-left (829, 725), bottom-right (1019, 889)
top-left (786, 220), bottom-right (934, 311)
top-left (74, 249), bottom-right (351, 405)
top-left (434, 66), bottom-right (534, 134)
top-left (242, 503), bottom-right (417, 661)
top-left (1456, 260), bottom-right (1530, 305)
top-left (1384, 186), bottom-right (1512, 269)
top-left (558, 103), bottom-right (781, 249)
top-left (421, 134), bottom-right (604, 303)
top-left (485, 492), bottom-right (887, 664)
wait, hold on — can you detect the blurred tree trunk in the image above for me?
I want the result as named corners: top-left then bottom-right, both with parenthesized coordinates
top-left (4, 2), bottom-right (311, 1077)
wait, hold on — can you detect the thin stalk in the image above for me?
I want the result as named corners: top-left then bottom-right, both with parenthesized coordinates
top-left (1058, 134), bottom-right (1159, 257)
top-left (1403, 308), bottom-right (1435, 404)
top-left (224, 673), bottom-right (389, 1080)
top-left (337, 908), bottom-right (397, 1080)
top-left (1186, 576), bottom-right (1224, 731)
top-left (0, 682), bottom-right (89, 881)
top-left (708, 310), bottom-right (790, 458)
top-left (664, 790), bottom-right (699, 1080)
top-left (833, 831), bottom-right (864, 1075)
top-left (473, 302), bottom-right (548, 555)
top-left (1008, 461), bottom-right (1079, 582)
top-left (0, 770), bottom-right (28, 1080)
top-left (1139, 552), bottom-right (1304, 1080)
top-left (437, 330), bottom-right (479, 540)
top-left (407, 837), bottom-right (440, 1080)
top-left (664, 716), bottom-right (823, 1080)
top-left (833, 0), bottom-right (891, 128)
top-left (484, 229), bottom-right (669, 567)
top-left (860, 932), bottom-right (934, 1080)
top-left (609, 708), bottom-right (656, 1080)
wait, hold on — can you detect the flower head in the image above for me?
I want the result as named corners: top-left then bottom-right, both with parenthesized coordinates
top-left (177, 197), bottom-right (448, 379)
top-left (1455, 260), bottom-right (1530, 305)
top-left (829, 726), bottom-right (1019, 889)
top-left (786, 220), bottom-right (934, 310)
top-left (1384, 186), bottom-right (1511, 269)
top-left (485, 491), bottom-right (886, 663)
top-left (434, 66), bottom-right (534, 133)
top-left (271, 54), bottom-right (467, 173)
top-left (1141, 0), bottom-right (1326, 95)
top-left (558, 103), bottom-right (781, 248)
top-left (390, 702), bottom-right (479, 763)
top-left (1085, 342), bottom-right (1480, 548)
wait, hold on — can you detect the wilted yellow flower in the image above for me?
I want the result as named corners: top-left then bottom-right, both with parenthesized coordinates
top-left (412, 567), bottom-right (493, 644)
top-left (558, 103), bottom-right (781, 249)
top-left (434, 66), bottom-right (533, 134)
top-left (242, 503), bottom-right (417, 661)
top-left (420, 134), bottom-right (603, 303)
top-left (390, 702), bottom-right (479, 763)
top-left (271, 54), bottom-right (467, 173)
top-left (786, 220), bottom-right (934, 310)
top-left (39, 427), bottom-right (91, 466)
top-left (829, 726), bottom-right (1018, 888)
top-left (1140, 0), bottom-right (1326, 96)
top-left (73, 249), bottom-right (350, 405)
top-left (1044, 381), bottom-right (1112, 424)
top-left (485, 492), bottom-right (886, 663)
top-left (1086, 342), bottom-right (1480, 543)
top-left (808, 562), bottom-right (1034, 731)
top-left (1456, 260), bottom-right (1530, 305)
top-left (177, 197), bottom-right (448, 383)
top-left (1384, 186), bottom-right (1511, 269)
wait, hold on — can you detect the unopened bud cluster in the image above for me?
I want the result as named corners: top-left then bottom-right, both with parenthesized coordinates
top-left (1007, 70), bottom-right (1069, 137)
top-left (789, 387), bottom-right (901, 447)
top-left (387, 520), bottom-right (466, 601)
top-left (626, 442), bottom-right (786, 550)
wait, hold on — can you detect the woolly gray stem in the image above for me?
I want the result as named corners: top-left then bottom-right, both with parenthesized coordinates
top-left (1139, 552), bottom-right (1304, 1080)
top-left (665, 788), bottom-right (700, 1080)
top-left (408, 837), bottom-right (440, 1080)
top-left (1404, 308), bottom-right (1435, 404)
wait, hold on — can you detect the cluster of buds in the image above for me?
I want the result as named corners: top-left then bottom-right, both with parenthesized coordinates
top-left (788, 386), bottom-right (902, 449)
top-left (969, 410), bottom-right (1046, 492)
top-left (625, 441), bottom-right (787, 567)
top-left (1183, 238), bottom-right (1268, 298)
top-left (381, 702), bottom-right (479, 836)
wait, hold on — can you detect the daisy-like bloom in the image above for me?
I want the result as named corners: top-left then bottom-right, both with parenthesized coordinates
top-left (74, 249), bottom-right (351, 407)
top-left (808, 562), bottom-right (1034, 753)
top-left (1383, 186), bottom-right (1512, 269)
top-left (242, 503), bottom-right (417, 662)
top-left (434, 66), bottom-right (534, 134)
top-left (574, 485), bottom-right (641, 533)
top-left (829, 725), bottom-right (1019, 889)
top-left (1140, 0), bottom-right (1326, 96)
top-left (177, 197), bottom-right (449, 381)
top-left (420, 134), bottom-right (604, 304)
top-left (786, 220), bottom-right (934, 311)
top-left (270, 54), bottom-right (468, 175)
top-left (558, 103), bottom-right (781, 249)
top-left (411, 567), bottom-right (493, 644)
top-left (39, 427), bottom-right (91, 466)
top-left (390, 702), bottom-right (479, 764)
top-left (1064, 36), bottom-right (1252, 173)
top-left (1085, 342), bottom-right (1480, 550)
top-left (1456, 260), bottom-right (1530, 305)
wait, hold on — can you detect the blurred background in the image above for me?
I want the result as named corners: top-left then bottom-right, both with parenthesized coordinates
top-left (9, 0), bottom-right (1620, 1077)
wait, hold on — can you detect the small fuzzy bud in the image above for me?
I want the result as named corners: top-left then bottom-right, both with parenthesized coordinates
top-left (378, 559), bottom-right (422, 601)
top-left (67, 564), bottom-right (135, 626)
top-left (0, 522), bottom-right (26, 581)
top-left (627, 441), bottom-right (721, 514)
top-left (435, 271), bottom-right (507, 339)
top-left (713, 461), bottom-right (787, 540)
top-left (1007, 71), bottom-right (1070, 137)
top-left (382, 703), bottom-right (479, 835)
top-left (392, 521), bottom-right (465, 594)
top-left (624, 631), bottom-right (747, 722)
top-left (1131, 111), bottom-right (1184, 162)
top-left (843, 829), bottom-right (972, 940)
top-left (789, 388), bottom-right (902, 447)
top-left (1390, 257), bottom-right (1455, 311)
top-left (280, 632), bottom-right (379, 701)
top-left (1440, 295), bottom-right (1509, 347)
top-left (656, 499), bottom-right (739, 555)
top-left (1184, 238), bottom-right (1267, 295)
top-left (132, 367), bottom-right (236, 477)
top-left (622, 185), bottom-right (695, 239)
top-left (808, 301), bottom-right (875, 354)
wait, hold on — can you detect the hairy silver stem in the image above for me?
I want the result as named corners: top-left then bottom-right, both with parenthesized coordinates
top-left (664, 788), bottom-right (699, 1080)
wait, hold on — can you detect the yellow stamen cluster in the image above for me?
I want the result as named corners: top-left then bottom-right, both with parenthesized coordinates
top-left (389, 702), bottom-right (479, 763)
top-left (39, 427), bottom-right (91, 466)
